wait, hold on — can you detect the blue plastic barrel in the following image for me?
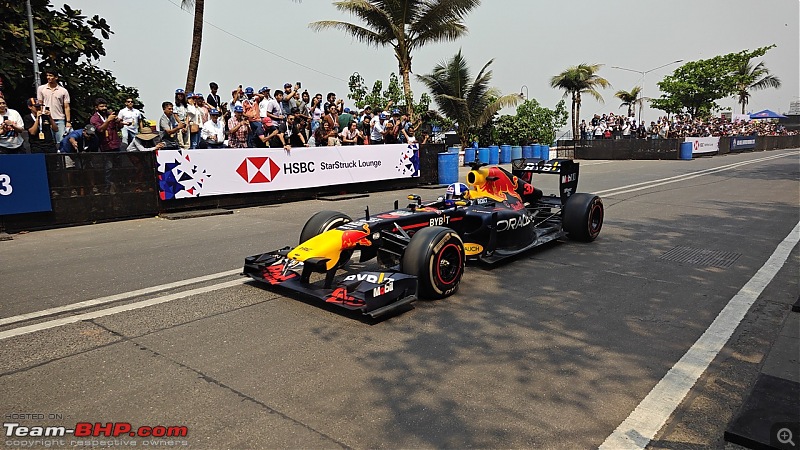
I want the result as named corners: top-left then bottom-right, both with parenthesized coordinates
top-left (522, 145), bottom-right (534, 159)
top-left (488, 145), bottom-right (500, 164)
top-left (679, 142), bottom-right (693, 160)
top-left (464, 147), bottom-right (476, 165)
top-left (511, 146), bottom-right (523, 160)
top-left (448, 146), bottom-right (460, 154)
top-left (500, 145), bottom-right (512, 163)
top-left (477, 147), bottom-right (490, 164)
top-left (542, 144), bottom-right (550, 160)
top-left (533, 144), bottom-right (543, 159)
top-left (438, 152), bottom-right (459, 185)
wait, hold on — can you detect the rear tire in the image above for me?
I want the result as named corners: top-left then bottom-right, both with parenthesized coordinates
top-left (563, 193), bottom-right (603, 242)
top-left (401, 227), bottom-right (465, 299)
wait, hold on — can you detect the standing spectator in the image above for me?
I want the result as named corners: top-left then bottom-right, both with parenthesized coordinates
top-left (323, 92), bottom-right (342, 114)
top-left (193, 93), bottom-right (210, 147)
top-left (200, 108), bottom-right (225, 148)
top-left (36, 69), bottom-right (71, 146)
top-left (227, 105), bottom-right (249, 148)
top-left (206, 82), bottom-right (221, 109)
top-left (265, 90), bottom-right (286, 126)
top-left (0, 97), bottom-right (25, 153)
top-left (158, 102), bottom-right (184, 150)
top-left (338, 107), bottom-right (353, 133)
top-left (258, 86), bottom-right (271, 120)
top-left (309, 94), bottom-right (324, 133)
top-left (186, 93), bottom-right (200, 148)
top-left (296, 91), bottom-right (311, 121)
top-left (383, 120), bottom-right (398, 144)
top-left (282, 83), bottom-right (300, 113)
top-left (90, 97), bottom-right (122, 152)
top-left (173, 89), bottom-right (190, 149)
top-left (579, 119), bottom-right (587, 141)
top-left (23, 98), bottom-right (58, 153)
top-left (370, 113), bottom-right (387, 144)
top-left (118, 97), bottom-right (142, 150)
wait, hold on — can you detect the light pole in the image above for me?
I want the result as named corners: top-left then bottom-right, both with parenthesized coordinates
top-left (26, 0), bottom-right (41, 90)
top-left (611, 59), bottom-right (683, 123)
top-left (520, 85), bottom-right (528, 100)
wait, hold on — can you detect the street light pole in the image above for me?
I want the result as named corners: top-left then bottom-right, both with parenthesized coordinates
top-left (520, 85), bottom-right (529, 100)
top-left (26, 0), bottom-right (41, 91)
top-left (611, 59), bottom-right (683, 124)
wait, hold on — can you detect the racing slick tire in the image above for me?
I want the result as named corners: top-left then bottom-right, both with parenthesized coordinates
top-left (563, 193), bottom-right (604, 242)
top-left (401, 226), bottom-right (465, 299)
top-left (300, 211), bottom-right (353, 267)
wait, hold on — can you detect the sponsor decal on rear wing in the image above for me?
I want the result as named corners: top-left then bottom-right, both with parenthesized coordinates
top-left (511, 158), bottom-right (579, 203)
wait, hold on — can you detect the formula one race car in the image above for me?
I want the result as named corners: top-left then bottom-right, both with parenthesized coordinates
top-left (243, 158), bottom-right (604, 318)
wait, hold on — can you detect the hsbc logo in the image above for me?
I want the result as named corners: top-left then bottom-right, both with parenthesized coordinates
top-left (236, 157), bottom-right (280, 183)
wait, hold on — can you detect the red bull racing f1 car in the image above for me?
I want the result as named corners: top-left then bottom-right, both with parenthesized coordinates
top-left (243, 158), bottom-right (604, 318)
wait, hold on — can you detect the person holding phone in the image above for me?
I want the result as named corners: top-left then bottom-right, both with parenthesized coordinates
top-left (0, 97), bottom-right (24, 153)
top-left (24, 98), bottom-right (59, 153)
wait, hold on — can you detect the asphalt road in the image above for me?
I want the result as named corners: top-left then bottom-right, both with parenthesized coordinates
top-left (1, 149), bottom-right (798, 449)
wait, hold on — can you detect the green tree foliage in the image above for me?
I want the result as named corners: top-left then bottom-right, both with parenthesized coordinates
top-left (347, 72), bottom-right (431, 117)
top-left (550, 63), bottom-right (609, 141)
top-left (651, 46), bottom-right (776, 118)
top-left (311, 0), bottom-right (480, 118)
top-left (734, 59), bottom-right (781, 114)
top-left (495, 99), bottom-right (569, 146)
top-left (614, 86), bottom-right (643, 118)
top-left (416, 50), bottom-right (521, 150)
top-left (0, 1), bottom-right (141, 124)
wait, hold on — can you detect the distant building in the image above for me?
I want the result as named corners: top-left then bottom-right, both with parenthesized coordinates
top-left (788, 100), bottom-right (800, 116)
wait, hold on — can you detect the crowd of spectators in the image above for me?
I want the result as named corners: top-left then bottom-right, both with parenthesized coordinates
top-left (578, 112), bottom-right (797, 141)
top-left (0, 73), bottom-right (429, 156)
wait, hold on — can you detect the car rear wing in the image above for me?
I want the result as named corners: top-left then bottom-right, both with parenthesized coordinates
top-left (511, 158), bottom-right (579, 204)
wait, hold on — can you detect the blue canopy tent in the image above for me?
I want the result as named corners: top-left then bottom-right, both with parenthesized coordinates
top-left (749, 109), bottom-right (787, 119)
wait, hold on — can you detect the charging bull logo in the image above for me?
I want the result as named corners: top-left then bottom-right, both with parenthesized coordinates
top-left (341, 223), bottom-right (372, 250)
top-left (326, 287), bottom-right (365, 307)
top-left (470, 167), bottom-right (524, 203)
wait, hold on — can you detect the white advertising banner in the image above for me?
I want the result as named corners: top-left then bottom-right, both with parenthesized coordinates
top-left (684, 137), bottom-right (720, 155)
top-left (156, 143), bottom-right (420, 200)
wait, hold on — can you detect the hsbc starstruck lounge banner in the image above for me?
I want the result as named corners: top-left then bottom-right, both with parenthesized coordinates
top-left (156, 143), bottom-right (419, 200)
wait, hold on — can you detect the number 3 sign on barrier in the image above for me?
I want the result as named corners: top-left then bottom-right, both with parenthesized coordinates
top-left (0, 154), bottom-right (52, 215)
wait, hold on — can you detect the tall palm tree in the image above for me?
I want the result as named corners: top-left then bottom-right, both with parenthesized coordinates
top-left (550, 64), bottom-right (609, 141)
top-left (310, 0), bottom-right (480, 118)
top-left (735, 60), bottom-right (781, 114)
top-left (416, 50), bottom-right (521, 150)
top-left (615, 86), bottom-right (643, 118)
top-left (181, 0), bottom-right (204, 93)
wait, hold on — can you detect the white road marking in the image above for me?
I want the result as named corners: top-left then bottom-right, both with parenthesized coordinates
top-left (0, 279), bottom-right (248, 341)
top-left (595, 152), bottom-right (795, 197)
top-left (600, 220), bottom-right (800, 450)
top-left (0, 269), bottom-right (242, 327)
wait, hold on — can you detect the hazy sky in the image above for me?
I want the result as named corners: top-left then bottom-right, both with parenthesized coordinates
top-left (62, 0), bottom-right (799, 133)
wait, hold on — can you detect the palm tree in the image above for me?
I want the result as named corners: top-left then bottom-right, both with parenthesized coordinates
top-left (416, 50), bottom-right (521, 150)
top-left (735, 60), bottom-right (781, 114)
top-left (550, 64), bottom-right (609, 141)
top-left (310, 0), bottom-right (480, 118)
top-left (181, 0), bottom-right (204, 93)
top-left (615, 86), bottom-right (643, 118)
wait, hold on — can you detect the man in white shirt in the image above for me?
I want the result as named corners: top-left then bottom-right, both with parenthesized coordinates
top-left (0, 97), bottom-right (25, 153)
top-left (370, 113), bottom-right (387, 144)
top-left (200, 109), bottom-right (226, 148)
top-left (118, 97), bottom-right (142, 150)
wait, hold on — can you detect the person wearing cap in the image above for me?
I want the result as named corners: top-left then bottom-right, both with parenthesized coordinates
top-left (23, 97), bottom-right (59, 153)
top-left (36, 68), bottom-right (71, 146)
top-left (282, 83), bottom-right (300, 114)
top-left (200, 108), bottom-right (226, 148)
top-left (59, 124), bottom-right (99, 156)
top-left (227, 105), bottom-right (249, 148)
top-left (257, 87), bottom-right (271, 124)
top-left (0, 97), bottom-right (25, 153)
top-left (118, 96), bottom-right (142, 150)
top-left (337, 107), bottom-right (353, 133)
top-left (370, 112), bottom-right (387, 145)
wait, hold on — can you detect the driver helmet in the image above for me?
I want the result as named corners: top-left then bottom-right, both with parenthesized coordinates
top-left (445, 182), bottom-right (470, 201)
